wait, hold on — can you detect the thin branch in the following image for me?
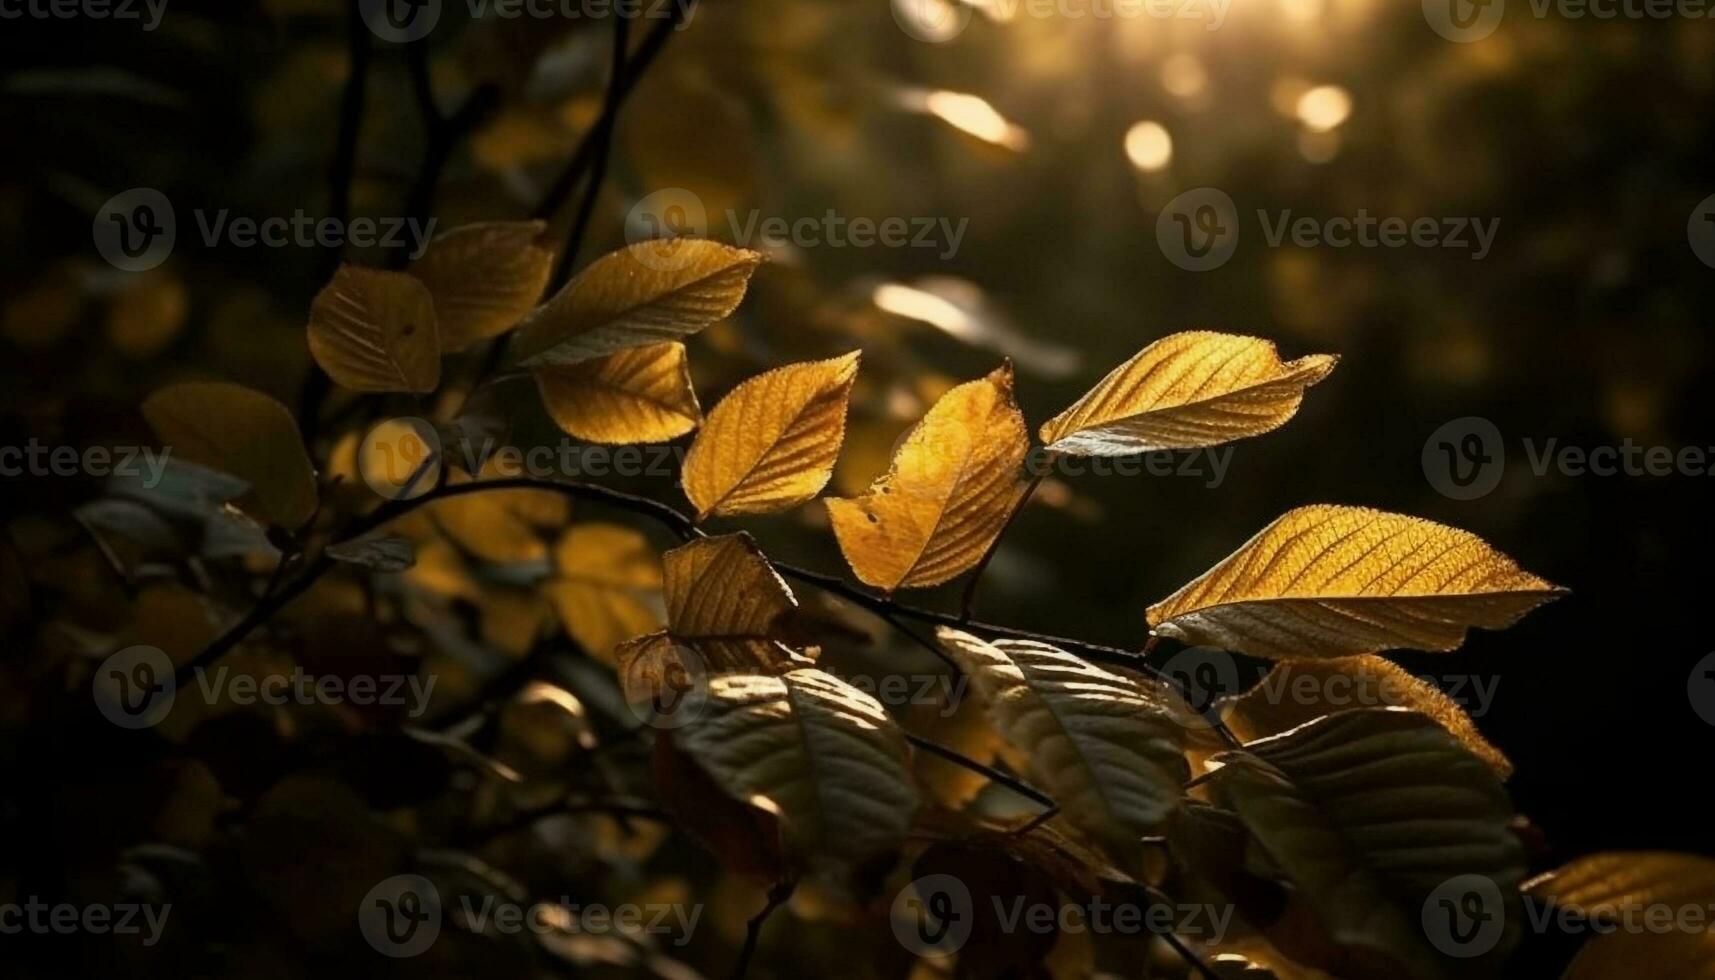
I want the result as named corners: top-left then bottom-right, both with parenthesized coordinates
top-left (960, 464), bottom-right (1047, 622)
top-left (531, 5), bottom-right (692, 223)
top-left (731, 880), bottom-right (796, 980)
top-left (552, 15), bottom-right (632, 287)
top-left (906, 733), bottom-right (1055, 811)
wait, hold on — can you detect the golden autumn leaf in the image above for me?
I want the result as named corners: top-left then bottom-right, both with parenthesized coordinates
top-left (1210, 709), bottom-right (1526, 979)
top-left (936, 628), bottom-right (1188, 858)
top-left (409, 220), bottom-right (554, 352)
top-left (1040, 331), bottom-right (1337, 455)
top-left (680, 351), bottom-right (860, 519)
top-left (826, 363), bottom-right (1029, 591)
top-left (1218, 654), bottom-right (1512, 778)
top-left (1148, 505), bottom-right (1565, 659)
top-left (510, 240), bottom-right (763, 367)
top-left (307, 265), bottom-right (440, 393)
top-left (1524, 853), bottom-right (1715, 980)
top-left (616, 533), bottom-right (813, 682)
top-left (142, 381), bottom-right (319, 528)
top-left (429, 464), bottom-right (570, 564)
top-left (535, 342), bottom-right (702, 445)
top-left (670, 669), bottom-right (919, 880)
top-left (542, 523), bottom-right (664, 663)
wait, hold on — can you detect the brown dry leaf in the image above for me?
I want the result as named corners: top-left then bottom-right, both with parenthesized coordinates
top-left (510, 240), bottom-right (763, 367)
top-left (543, 523), bottom-right (664, 663)
top-left (669, 669), bottom-right (919, 881)
top-left (680, 352), bottom-right (860, 520)
top-left (410, 221), bottom-right (554, 351)
top-left (1209, 709), bottom-right (1526, 979)
top-left (141, 381), bottom-right (319, 528)
top-left (536, 342), bottom-right (702, 445)
top-left (1040, 331), bottom-right (1336, 455)
top-left (1525, 853), bottom-right (1715, 980)
top-left (1148, 505), bottom-right (1566, 659)
top-left (826, 363), bottom-right (1028, 591)
top-left (1219, 655), bottom-right (1512, 778)
top-left (937, 628), bottom-right (1188, 858)
top-left (307, 265), bottom-right (440, 393)
top-left (616, 533), bottom-right (813, 683)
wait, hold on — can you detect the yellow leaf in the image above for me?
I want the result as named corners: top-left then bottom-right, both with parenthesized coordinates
top-left (410, 221), bottom-right (554, 352)
top-left (671, 669), bottom-right (919, 880)
top-left (936, 628), bottom-right (1188, 860)
top-left (536, 342), bottom-right (702, 445)
top-left (1148, 505), bottom-right (1565, 659)
top-left (826, 363), bottom-right (1028, 591)
top-left (616, 533), bottom-right (814, 678)
top-left (680, 352), bottom-right (860, 519)
top-left (429, 463), bottom-right (570, 564)
top-left (142, 382), bottom-right (319, 528)
top-left (307, 265), bottom-right (440, 393)
top-left (1523, 855), bottom-right (1715, 980)
top-left (1219, 654), bottom-right (1512, 778)
top-left (510, 240), bottom-right (763, 367)
top-left (1210, 709), bottom-right (1525, 978)
top-left (1040, 331), bottom-right (1337, 455)
top-left (542, 523), bottom-right (664, 663)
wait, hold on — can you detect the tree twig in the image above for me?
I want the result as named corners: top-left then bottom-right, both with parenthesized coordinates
top-left (906, 734), bottom-right (1055, 811)
top-left (551, 15), bottom-right (632, 287)
top-left (959, 464), bottom-right (1047, 622)
top-left (731, 879), bottom-right (796, 980)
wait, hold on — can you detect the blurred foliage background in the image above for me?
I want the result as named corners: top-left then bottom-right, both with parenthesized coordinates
top-left (3, 0), bottom-right (1714, 975)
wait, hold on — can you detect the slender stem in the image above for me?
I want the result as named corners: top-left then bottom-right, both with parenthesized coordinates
top-left (731, 880), bottom-right (796, 980)
top-left (299, 2), bottom-right (374, 442)
top-left (959, 463), bottom-right (1048, 622)
top-left (906, 734), bottom-right (1055, 811)
top-left (552, 16), bottom-right (632, 287)
top-left (531, 6), bottom-right (691, 223)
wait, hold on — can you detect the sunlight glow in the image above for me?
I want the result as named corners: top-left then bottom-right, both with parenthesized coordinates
top-left (1124, 121), bottom-right (1174, 172)
top-left (1160, 54), bottom-right (1208, 100)
top-left (873, 283), bottom-right (974, 337)
top-left (918, 90), bottom-right (1031, 151)
top-left (1296, 85), bottom-right (1353, 132)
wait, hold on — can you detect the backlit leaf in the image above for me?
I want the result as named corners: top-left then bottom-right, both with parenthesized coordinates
top-left (536, 342), bottom-right (702, 445)
top-left (307, 265), bottom-right (440, 393)
top-left (543, 523), bottom-right (664, 664)
top-left (1040, 332), bottom-right (1336, 455)
top-left (936, 628), bottom-right (1188, 859)
top-left (429, 464), bottom-right (570, 564)
top-left (827, 363), bottom-right (1029, 591)
top-left (1148, 505), bottom-right (1565, 659)
top-left (410, 221), bottom-right (554, 351)
top-left (511, 240), bottom-right (763, 367)
top-left (142, 381), bottom-right (318, 528)
top-left (681, 352), bottom-right (860, 519)
top-left (1524, 853), bottom-right (1715, 980)
top-left (671, 669), bottom-right (919, 879)
top-left (616, 533), bottom-right (814, 679)
top-left (1209, 708), bottom-right (1526, 979)
top-left (1219, 655), bottom-right (1512, 778)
